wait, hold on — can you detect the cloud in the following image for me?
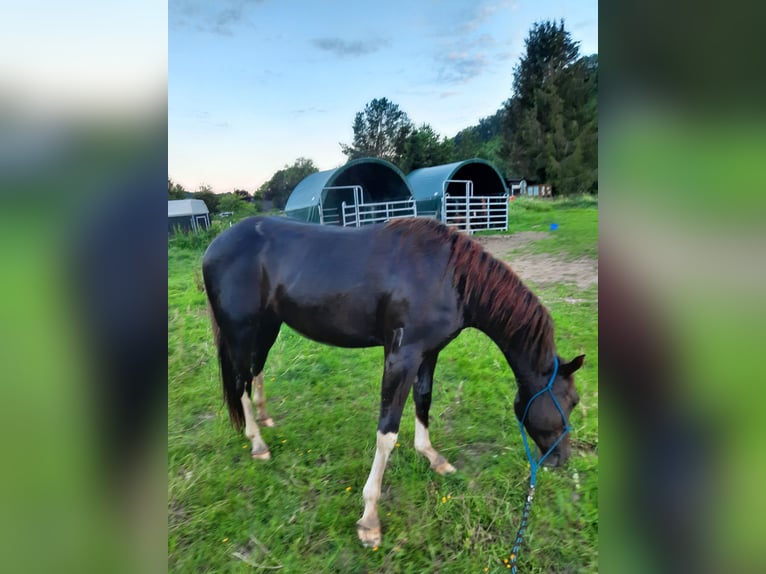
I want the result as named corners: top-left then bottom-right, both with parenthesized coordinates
top-left (461, 1), bottom-right (518, 33)
top-left (436, 51), bottom-right (488, 85)
top-left (310, 37), bottom-right (389, 58)
top-left (435, 5), bottom-right (504, 87)
top-left (572, 19), bottom-right (596, 31)
top-left (185, 110), bottom-right (230, 130)
top-left (170, 0), bottom-right (265, 36)
top-left (291, 107), bottom-right (327, 115)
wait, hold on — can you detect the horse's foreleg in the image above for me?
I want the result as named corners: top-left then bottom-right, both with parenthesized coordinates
top-left (241, 389), bottom-right (271, 460)
top-left (252, 372), bottom-right (275, 427)
top-left (357, 430), bottom-right (397, 548)
top-left (412, 353), bottom-right (456, 475)
top-left (357, 349), bottom-right (416, 548)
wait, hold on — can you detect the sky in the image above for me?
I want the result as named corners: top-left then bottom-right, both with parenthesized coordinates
top-left (169, 0), bottom-right (597, 193)
top-left (2, 1), bottom-right (166, 117)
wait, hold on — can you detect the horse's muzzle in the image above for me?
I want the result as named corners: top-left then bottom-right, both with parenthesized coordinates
top-left (540, 443), bottom-right (571, 467)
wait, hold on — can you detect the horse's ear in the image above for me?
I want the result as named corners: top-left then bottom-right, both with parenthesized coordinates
top-left (560, 354), bottom-right (585, 378)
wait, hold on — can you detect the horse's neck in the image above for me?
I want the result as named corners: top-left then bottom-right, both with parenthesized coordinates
top-left (459, 259), bottom-right (552, 390)
top-left (502, 345), bottom-right (542, 396)
top-left (468, 308), bottom-right (538, 389)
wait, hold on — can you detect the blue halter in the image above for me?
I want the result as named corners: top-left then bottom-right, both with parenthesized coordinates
top-left (510, 356), bottom-right (571, 572)
top-left (517, 356), bottom-right (570, 486)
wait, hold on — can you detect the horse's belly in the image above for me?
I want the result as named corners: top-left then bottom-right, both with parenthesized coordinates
top-left (276, 297), bottom-right (383, 349)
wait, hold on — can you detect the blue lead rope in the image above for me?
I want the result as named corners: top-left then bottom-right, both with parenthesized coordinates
top-left (509, 357), bottom-right (570, 573)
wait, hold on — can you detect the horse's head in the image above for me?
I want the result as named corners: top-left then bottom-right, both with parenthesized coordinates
top-left (514, 354), bottom-right (584, 468)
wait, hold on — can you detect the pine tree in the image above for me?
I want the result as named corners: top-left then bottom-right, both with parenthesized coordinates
top-left (503, 21), bottom-right (597, 195)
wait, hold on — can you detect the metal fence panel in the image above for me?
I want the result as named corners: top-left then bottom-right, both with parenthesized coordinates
top-left (443, 194), bottom-right (508, 234)
top-left (341, 198), bottom-right (417, 227)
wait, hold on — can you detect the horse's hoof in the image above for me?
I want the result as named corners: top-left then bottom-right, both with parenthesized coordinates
top-left (259, 417), bottom-right (276, 428)
top-left (356, 520), bottom-right (381, 548)
top-left (433, 461), bottom-right (456, 475)
top-left (431, 455), bottom-right (457, 475)
top-left (251, 449), bottom-right (271, 460)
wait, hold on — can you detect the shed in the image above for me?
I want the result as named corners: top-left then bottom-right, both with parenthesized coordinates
top-left (521, 183), bottom-right (553, 197)
top-left (285, 157), bottom-right (416, 227)
top-left (407, 158), bottom-right (509, 232)
top-left (168, 199), bottom-right (210, 234)
top-left (506, 177), bottom-right (528, 196)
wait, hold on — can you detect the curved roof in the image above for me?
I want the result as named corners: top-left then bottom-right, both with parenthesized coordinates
top-left (168, 199), bottom-right (209, 217)
top-left (407, 158), bottom-right (508, 202)
top-left (285, 157), bottom-right (413, 213)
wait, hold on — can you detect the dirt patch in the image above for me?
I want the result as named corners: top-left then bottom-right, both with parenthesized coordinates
top-left (475, 232), bottom-right (597, 290)
top-left (475, 231), bottom-right (550, 252)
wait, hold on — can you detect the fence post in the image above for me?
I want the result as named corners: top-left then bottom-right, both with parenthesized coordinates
top-left (353, 187), bottom-right (361, 227)
top-left (465, 189), bottom-right (471, 234)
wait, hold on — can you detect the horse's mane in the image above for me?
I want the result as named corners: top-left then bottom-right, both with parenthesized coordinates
top-left (386, 217), bottom-right (555, 370)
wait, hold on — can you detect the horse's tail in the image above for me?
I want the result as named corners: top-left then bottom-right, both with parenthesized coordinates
top-left (206, 297), bottom-right (246, 431)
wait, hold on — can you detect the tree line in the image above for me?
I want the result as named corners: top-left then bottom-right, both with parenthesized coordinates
top-left (339, 20), bottom-right (596, 195)
top-left (169, 19), bottom-right (597, 210)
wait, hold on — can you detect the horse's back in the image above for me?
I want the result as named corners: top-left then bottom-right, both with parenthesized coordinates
top-left (202, 218), bottom-right (386, 342)
top-left (204, 216), bottom-right (380, 262)
top-left (202, 216), bottom-right (462, 349)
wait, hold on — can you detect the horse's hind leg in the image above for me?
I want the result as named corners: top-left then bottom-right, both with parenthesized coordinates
top-left (243, 313), bottom-right (282, 444)
top-left (241, 384), bottom-right (271, 460)
top-left (412, 352), bottom-right (456, 475)
top-left (242, 314), bottom-right (282, 458)
top-left (251, 373), bottom-right (274, 427)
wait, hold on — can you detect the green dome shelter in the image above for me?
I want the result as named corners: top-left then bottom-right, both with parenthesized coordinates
top-left (285, 157), bottom-right (416, 226)
top-left (407, 158), bottom-right (510, 233)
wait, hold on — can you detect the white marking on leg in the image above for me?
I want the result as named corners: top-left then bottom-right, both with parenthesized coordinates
top-left (414, 416), bottom-right (456, 475)
top-left (252, 373), bottom-right (275, 427)
top-left (357, 431), bottom-right (397, 547)
top-left (392, 327), bottom-right (404, 351)
top-left (241, 389), bottom-right (270, 459)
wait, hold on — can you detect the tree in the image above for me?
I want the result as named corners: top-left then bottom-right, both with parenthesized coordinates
top-left (340, 98), bottom-right (414, 164)
top-left (502, 20), bottom-right (597, 195)
top-left (216, 193), bottom-right (242, 214)
top-left (448, 109), bottom-right (509, 173)
top-left (258, 158), bottom-right (319, 210)
top-left (511, 20), bottom-right (580, 111)
top-left (400, 124), bottom-right (452, 172)
top-left (233, 189), bottom-right (252, 202)
top-left (168, 178), bottom-right (187, 200)
top-left (192, 184), bottom-right (220, 213)
top-left (216, 192), bottom-right (258, 219)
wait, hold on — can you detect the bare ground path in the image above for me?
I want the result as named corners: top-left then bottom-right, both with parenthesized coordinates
top-left (475, 231), bottom-right (598, 291)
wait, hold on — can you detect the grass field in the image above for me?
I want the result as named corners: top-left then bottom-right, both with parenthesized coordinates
top-left (168, 197), bottom-right (598, 573)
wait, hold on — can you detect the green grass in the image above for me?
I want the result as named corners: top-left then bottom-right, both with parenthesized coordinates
top-left (486, 195), bottom-right (599, 260)
top-left (169, 201), bottom-right (598, 573)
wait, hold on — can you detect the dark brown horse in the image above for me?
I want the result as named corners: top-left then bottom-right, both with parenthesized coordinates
top-left (202, 215), bottom-right (583, 547)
